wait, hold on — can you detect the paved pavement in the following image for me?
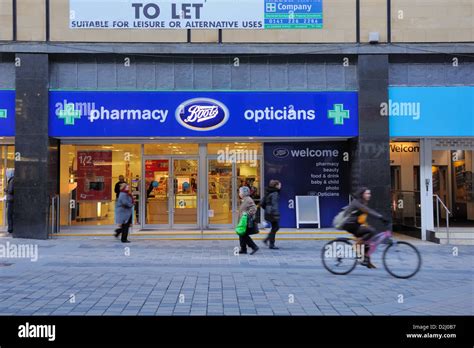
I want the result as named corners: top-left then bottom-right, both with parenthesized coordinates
top-left (0, 234), bottom-right (472, 316)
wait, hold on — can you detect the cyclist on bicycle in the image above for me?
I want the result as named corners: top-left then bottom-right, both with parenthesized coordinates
top-left (342, 187), bottom-right (389, 269)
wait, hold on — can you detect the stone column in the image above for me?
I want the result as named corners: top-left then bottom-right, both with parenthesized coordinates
top-left (351, 55), bottom-right (391, 228)
top-left (13, 53), bottom-right (59, 239)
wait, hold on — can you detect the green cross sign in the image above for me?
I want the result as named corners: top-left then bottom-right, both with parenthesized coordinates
top-left (328, 104), bottom-right (350, 125)
top-left (58, 103), bottom-right (81, 125)
top-left (0, 109), bottom-right (7, 118)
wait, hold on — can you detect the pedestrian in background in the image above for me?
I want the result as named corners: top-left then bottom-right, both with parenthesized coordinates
top-left (5, 168), bottom-right (14, 234)
top-left (238, 186), bottom-right (259, 255)
top-left (262, 180), bottom-right (281, 249)
top-left (114, 175), bottom-right (126, 233)
top-left (115, 183), bottom-right (134, 243)
top-left (114, 175), bottom-right (126, 199)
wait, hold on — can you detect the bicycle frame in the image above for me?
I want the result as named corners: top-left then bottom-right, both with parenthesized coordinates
top-left (365, 230), bottom-right (393, 257)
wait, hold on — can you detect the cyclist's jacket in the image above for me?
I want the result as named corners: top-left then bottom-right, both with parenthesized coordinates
top-left (343, 198), bottom-right (383, 233)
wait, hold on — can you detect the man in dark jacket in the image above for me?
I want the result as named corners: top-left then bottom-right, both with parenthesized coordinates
top-left (114, 175), bottom-right (126, 199)
top-left (5, 169), bottom-right (14, 233)
top-left (343, 187), bottom-right (388, 268)
top-left (262, 180), bottom-right (281, 249)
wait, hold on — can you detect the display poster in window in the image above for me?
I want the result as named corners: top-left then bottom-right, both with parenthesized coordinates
top-left (145, 160), bottom-right (169, 197)
top-left (264, 142), bottom-right (350, 228)
top-left (76, 151), bottom-right (112, 201)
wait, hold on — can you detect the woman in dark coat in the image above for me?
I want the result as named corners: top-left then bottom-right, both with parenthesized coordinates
top-left (115, 183), bottom-right (134, 243)
top-left (262, 180), bottom-right (281, 249)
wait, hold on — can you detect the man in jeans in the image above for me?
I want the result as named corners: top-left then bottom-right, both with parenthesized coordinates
top-left (5, 169), bottom-right (14, 233)
top-left (262, 180), bottom-right (281, 249)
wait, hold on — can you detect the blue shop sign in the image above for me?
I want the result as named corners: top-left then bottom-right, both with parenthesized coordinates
top-left (0, 90), bottom-right (15, 136)
top-left (49, 91), bottom-right (358, 137)
top-left (389, 87), bottom-right (474, 137)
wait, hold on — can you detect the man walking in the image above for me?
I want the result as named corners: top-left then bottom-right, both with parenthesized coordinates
top-left (262, 180), bottom-right (281, 249)
top-left (114, 175), bottom-right (126, 199)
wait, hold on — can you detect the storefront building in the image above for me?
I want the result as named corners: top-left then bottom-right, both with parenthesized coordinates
top-left (2, 52), bottom-right (393, 239)
top-left (52, 90), bottom-right (358, 230)
top-left (0, 88), bottom-right (15, 230)
top-left (1, 0), bottom-right (473, 240)
top-left (6, 52), bottom-right (474, 241)
top-left (389, 86), bottom-right (474, 241)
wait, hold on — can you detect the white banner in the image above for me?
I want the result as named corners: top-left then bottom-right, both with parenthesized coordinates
top-left (69, 0), bottom-right (265, 30)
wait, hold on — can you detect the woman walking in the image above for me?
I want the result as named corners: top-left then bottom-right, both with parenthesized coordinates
top-left (238, 186), bottom-right (259, 255)
top-left (115, 183), bottom-right (134, 243)
top-left (262, 180), bottom-right (281, 249)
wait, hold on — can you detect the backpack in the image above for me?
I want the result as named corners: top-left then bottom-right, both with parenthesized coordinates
top-left (332, 206), bottom-right (350, 230)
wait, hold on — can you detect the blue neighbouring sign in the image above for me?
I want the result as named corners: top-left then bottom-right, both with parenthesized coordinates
top-left (264, 142), bottom-right (350, 228)
top-left (49, 91), bottom-right (358, 137)
top-left (389, 86), bottom-right (474, 137)
top-left (0, 90), bottom-right (15, 136)
top-left (264, 0), bottom-right (323, 29)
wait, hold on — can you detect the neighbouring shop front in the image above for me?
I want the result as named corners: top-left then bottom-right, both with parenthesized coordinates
top-left (50, 90), bottom-right (358, 230)
top-left (389, 86), bottom-right (474, 239)
top-left (0, 89), bottom-right (15, 230)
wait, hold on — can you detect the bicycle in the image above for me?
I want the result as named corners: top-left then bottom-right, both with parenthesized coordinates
top-left (321, 229), bottom-right (422, 279)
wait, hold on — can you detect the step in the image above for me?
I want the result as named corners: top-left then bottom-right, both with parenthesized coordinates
top-left (50, 232), bottom-right (353, 241)
top-left (1, 229), bottom-right (353, 240)
top-left (54, 231), bottom-right (349, 237)
top-left (435, 232), bottom-right (474, 239)
top-left (438, 239), bottom-right (474, 245)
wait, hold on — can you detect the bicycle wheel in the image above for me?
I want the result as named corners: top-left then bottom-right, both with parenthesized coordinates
top-left (321, 239), bottom-right (358, 275)
top-left (382, 241), bottom-right (421, 279)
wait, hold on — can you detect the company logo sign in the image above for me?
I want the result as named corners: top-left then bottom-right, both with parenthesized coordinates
top-left (328, 104), bottom-right (350, 125)
top-left (176, 98), bottom-right (229, 131)
top-left (57, 103), bottom-right (82, 125)
top-left (273, 148), bottom-right (289, 158)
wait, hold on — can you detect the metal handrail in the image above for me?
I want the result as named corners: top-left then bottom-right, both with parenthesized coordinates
top-left (434, 194), bottom-right (451, 214)
top-left (391, 191), bottom-right (452, 243)
top-left (433, 194), bottom-right (451, 244)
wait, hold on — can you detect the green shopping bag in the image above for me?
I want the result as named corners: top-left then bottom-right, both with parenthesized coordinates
top-left (235, 213), bottom-right (248, 236)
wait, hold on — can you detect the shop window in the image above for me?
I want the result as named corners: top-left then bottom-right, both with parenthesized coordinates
top-left (431, 149), bottom-right (474, 226)
top-left (60, 144), bottom-right (141, 227)
top-left (389, 141), bottom-right (421, 228)
top-left (0, 145), bottom-right (15, 227)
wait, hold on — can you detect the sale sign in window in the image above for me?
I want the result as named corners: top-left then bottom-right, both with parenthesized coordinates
top-left (77, 151), bottom-right (112, 201)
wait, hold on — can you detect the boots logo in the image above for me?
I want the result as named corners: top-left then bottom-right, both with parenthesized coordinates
top-left (273, 148), bottom-right (289, 158)
top-left (176, 98), bottom-right (229, 131)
